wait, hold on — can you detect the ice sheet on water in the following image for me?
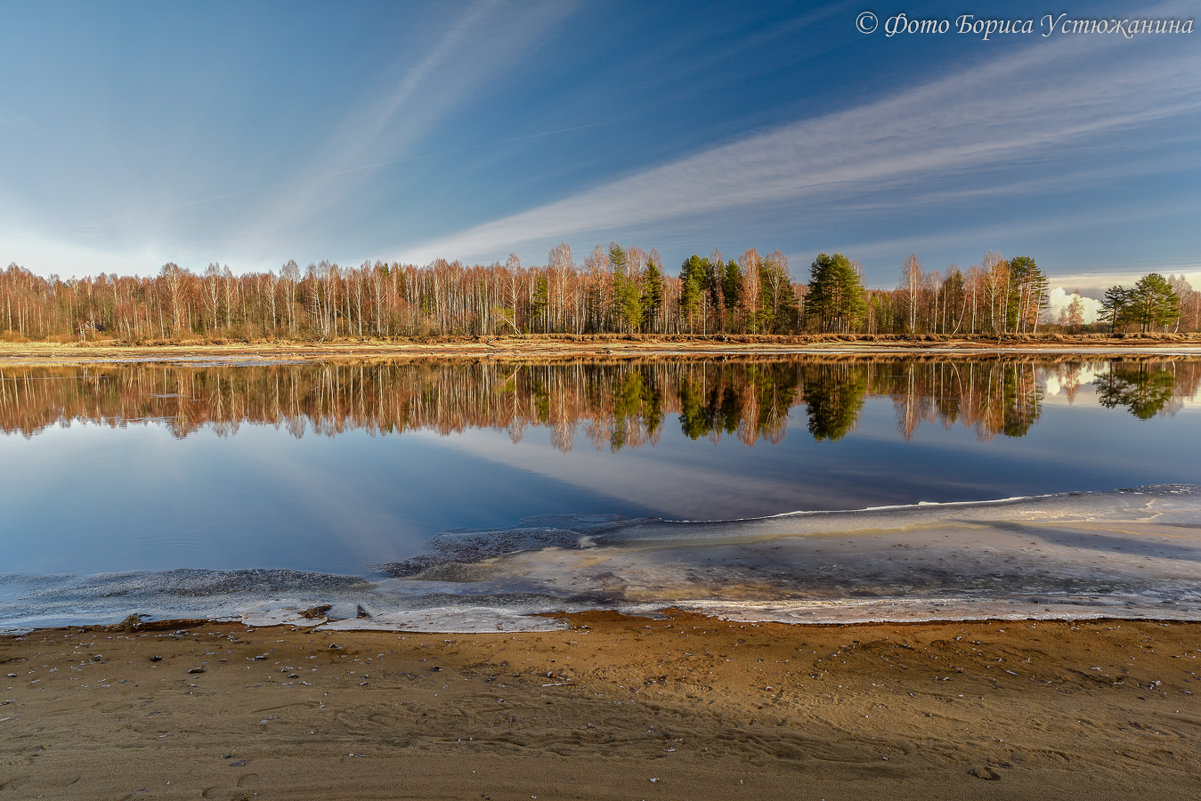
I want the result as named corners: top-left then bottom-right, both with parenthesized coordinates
top-left (373, 484), bottom-right (1201, 625)
top-left (3, 486), bottom-right (1199, 633)
top-left (0, 569), bottom-right (378, 633)
top-left (379, 484), bottom-right (1201, 568)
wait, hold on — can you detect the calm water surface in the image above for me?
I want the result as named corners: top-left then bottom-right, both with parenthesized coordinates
top-left (2, 355), bottom-right (1197, 579)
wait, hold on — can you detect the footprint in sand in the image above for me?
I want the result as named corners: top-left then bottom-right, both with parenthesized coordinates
top-left (201, 789), bottom-right (255, 801)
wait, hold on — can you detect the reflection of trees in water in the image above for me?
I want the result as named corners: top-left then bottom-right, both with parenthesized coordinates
top-left (873, 360), bottom-right (1044, 440)
top-left (1095, 361), bottom-right (1184, 419)
top-left (1, 356), bottom-right (1198, 448)
top-left (800, 363), bottom-right (867, 441)
top-left (676, 363), bottom-right (800, 445)
top-left (1054, 362), bottom-right (1084, 404)
top-left (998, 364), bottom-right (1043, 438)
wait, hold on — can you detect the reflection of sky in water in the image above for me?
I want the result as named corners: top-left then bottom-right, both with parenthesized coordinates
top-left (1, 362), bottom-right (1199, 577)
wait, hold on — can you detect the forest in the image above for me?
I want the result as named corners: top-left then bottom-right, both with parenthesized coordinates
top-left (2, 244), bottom-right (1197, 342)
top-left (2, 357), bottom-right (1196, 445)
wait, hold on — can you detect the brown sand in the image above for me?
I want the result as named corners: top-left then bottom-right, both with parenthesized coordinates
top-left (2, 613), bottom-right (1198, 800)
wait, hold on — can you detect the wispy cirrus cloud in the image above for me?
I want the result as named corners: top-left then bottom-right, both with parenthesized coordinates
top-left (2, 1), bottom-right (581, 276)
top-left (830, 197), bottom-right (1201, 265)
top-left (234, 0), bottom-right (578, 257)
top-left (399, 29), bottom-right (1201, 266)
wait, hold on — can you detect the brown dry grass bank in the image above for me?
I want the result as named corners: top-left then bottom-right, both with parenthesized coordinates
top-left (2, 332), bottom-right (1201, 366)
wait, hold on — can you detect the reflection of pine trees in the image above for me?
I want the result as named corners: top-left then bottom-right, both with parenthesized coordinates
top-left (800, 363), bottom-right (868, 441)
top-left (600, 369), bottom-right (663, 451)
top-left (676, 362), bottom-right (801, 444)
top-left (1095, 361), bottom-right (1182, 419)
top-left (1, 356), bottom-right (1198, 447)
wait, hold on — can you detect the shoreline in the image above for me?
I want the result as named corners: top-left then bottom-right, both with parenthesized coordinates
top-left (3, 334), bottom-right (1201, 366)
top-left (373, 485), bottom-right (1201, 633)
top-left (7, 596), bottom-right (1201, 640)
top-left (2, 611), bottom-right (1198, 800)
top-left (5, 487), bottom-right (1199, 637)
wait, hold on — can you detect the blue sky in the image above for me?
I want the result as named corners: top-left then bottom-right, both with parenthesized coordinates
top-left (2, 0), bottom-right (1198, 292)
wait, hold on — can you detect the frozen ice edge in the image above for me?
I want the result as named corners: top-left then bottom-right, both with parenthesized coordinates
top-left (3, 484), bottom-right (1200, 634)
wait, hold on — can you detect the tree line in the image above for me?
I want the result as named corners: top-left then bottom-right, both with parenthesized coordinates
top-left (2, 244), bottom-right (1197, 341)
top-left (1098, 274), bottom-right (1188, 333)
top-left (3, 356), bottom-right (1195, 445)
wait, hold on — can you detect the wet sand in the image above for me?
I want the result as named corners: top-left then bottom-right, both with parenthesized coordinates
top-left (2, 612), bottom-right (1198, 800)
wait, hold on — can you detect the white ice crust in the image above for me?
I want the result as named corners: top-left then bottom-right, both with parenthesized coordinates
top-left (3, 485), bottom-right (1199, 633)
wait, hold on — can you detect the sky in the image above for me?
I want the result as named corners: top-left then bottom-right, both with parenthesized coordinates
top-left (2, 0), bottom-right (1199, 293)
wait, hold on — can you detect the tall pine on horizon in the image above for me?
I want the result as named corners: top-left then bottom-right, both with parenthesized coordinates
top-left (807, 253), bottom-right (866, 333)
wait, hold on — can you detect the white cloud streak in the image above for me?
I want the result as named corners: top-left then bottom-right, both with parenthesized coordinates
top-left (400, 32), bottom-right (1201, 266)
top-left (830, 198), bottom-right (1201, 266)
top-left (234, 0), bottom-right (576, 257)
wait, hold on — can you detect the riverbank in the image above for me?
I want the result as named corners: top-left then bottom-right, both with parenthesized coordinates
top-left (1, 612), bottom-right (1197, 800)
top-left (2, 333), bottom-right (1201, 366)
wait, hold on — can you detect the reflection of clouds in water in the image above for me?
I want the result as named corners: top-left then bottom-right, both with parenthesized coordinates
top-left (408, 427), bottom-right (810, 519)
top-left (229, 429), bottom-right (430, 567)
top-left (1043, 363), bottom-right (1103, 399)
top-left (1044, 361), bottom-right (1201, 410)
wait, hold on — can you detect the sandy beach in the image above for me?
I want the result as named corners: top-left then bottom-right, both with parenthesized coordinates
top-left (2, 612), bottom-right (1198, 800)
